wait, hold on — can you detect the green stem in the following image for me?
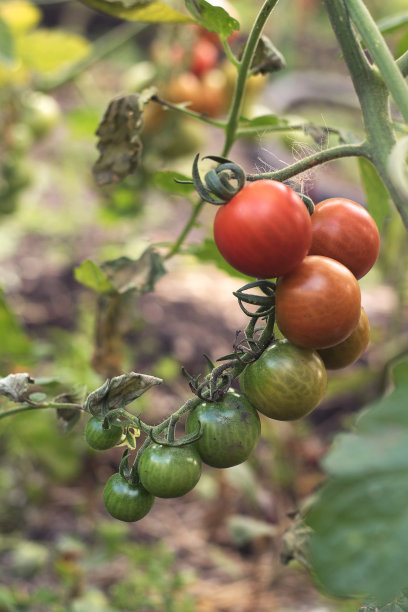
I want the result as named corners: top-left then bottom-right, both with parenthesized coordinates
top-left (38, 21), bottom-right (146, 91)
top-left (397, 50), bottom-right (408, 77)
top-left (246, 142), bottom-right (368, 182)
top-left (344, 0), bottom-right (408, 123)
top-left (222, 0), bottom-right (280, 155)
top-left (165, 199), bottom-right (206, 260)
top-left (236, 123), bottom-right (342, 139)
top-left (0, 401), bottom-right (83, 420)
top-left (152, 96), bottom-right (226, 130)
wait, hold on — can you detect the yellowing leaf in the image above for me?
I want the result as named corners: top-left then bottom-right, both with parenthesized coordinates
top-left (17, 29), bottom-right (91, 75)
top-left (79, 0), bottom-right (193, 23)
top-left (0, 0), bottom-right (41, 33)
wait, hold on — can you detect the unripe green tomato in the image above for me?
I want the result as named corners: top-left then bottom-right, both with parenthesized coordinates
top-left (138, 444), bottom-right (202, 498)
top-left (240, 339), bottom-right (327, 421)
top-left (23, 92), bottom-right (61, 137)
top-left (317, 307), bottom-right (370, 369)
top-left (103, 473), bottom-right (154, 522)
top-left (185, 390), bottom-right (261, 468)
top-left (85, 416), bottom-right (123, 451)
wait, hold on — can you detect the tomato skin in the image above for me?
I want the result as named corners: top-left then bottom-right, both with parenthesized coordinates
top-left (185, 390), bottom-right (260, 468)
top-left (240, 339), bottom-right (327, 420)
top-left (191, 38), bottom-right (219, 76)
top-left (317, 307), bottom-right (370, 369)
top-left (85, 417), bottom-right (123, 451)
top-left (138, 444), bottom-right (201, 498)
top-left (103, 473), bottom-right (154, 522)
top-left (309, 198), bottom-right (380, 279)
top-left (213, 180), bottom-right (312, 279)
top-left (275, 255), bottom-right (361, 349)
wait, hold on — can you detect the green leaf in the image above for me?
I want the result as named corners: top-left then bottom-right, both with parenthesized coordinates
top-left (17, 29), bottom-right (91, 75)
top-left (377, 12), bottom-right (408, 35)
top-left (0, 16), bottom-right (14, 65)
top-left (154, 170), bottom-right (194, 196)
top-left (79, 0), bottom-right (193, 23)
top-left (185, 0), bottom-right (239, 41)
top-left (361, 590), bottom-right (408, 612)
top-left (358, 157), bottom-right (391, 231)
top-left (305, 359), bottom-right (408, 601)
top-left (93, 89), bottom-right (157, 186)
top-left (74, 260), bottom-right (116, 294)
top-left (189, 238), bottom-right (249, 278)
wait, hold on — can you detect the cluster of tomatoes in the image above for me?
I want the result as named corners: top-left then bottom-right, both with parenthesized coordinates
top-left (85, 387), bottom-right (261, 522)
top-left (163, 28), bottom-right (229, 118)
top-left (85, 179), bottom-right (380, 522)
top-left (215, 179), bottom-right (379, 420)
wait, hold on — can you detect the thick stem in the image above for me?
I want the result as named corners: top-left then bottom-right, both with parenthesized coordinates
top-left (222, 0), bottom-right (280, 155)
top-left (344, 0), bottom-right (408, 123)
top-left (325, 0), bottom-right (408, 228)
top-left (246, 143), bottom-right (368, 182)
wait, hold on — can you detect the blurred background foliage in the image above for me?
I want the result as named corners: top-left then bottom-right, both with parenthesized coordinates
top-left (0, 0), bottom-right (408, 610)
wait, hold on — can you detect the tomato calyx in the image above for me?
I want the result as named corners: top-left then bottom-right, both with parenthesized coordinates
top-left (177, 153), bottom-right (246, 204)
top-left (148, 422), bottom-right (204, 447)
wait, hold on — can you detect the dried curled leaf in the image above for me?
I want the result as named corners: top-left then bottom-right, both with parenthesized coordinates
top-left (84, 372), bottom-right (162, 418)
top-left (248, 35), bottom-right (286, 75)
top-left (0, 373), bottom-right (34, 403)
top-left (93, 88), bottom-right (157, 186)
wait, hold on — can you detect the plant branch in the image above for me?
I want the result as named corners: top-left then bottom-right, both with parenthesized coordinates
top-left (38, 21), bottom-right (146, 91)
top-left (246, 142), bottom-right (368, 182)
top-left (222, 0), bottom-right (280, 155)
top-left (344, 0), bottom-right (408, 123)
top-left (164, 199), bottom-right (206, 260)
top-left (0, 401), bottom-right (84, 421)
top-left (152, 96), bottom-right (226, 129)
top-left (397, 50), bottom-right (408, 77)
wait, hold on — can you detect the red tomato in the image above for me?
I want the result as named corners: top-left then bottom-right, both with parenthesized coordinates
top-left (308, 198), bottom-right (380, 279)
top-left (213, 180), bottom-right (312, 278)
top-left (275, 255), bottom-right (361, 349)
top-left (190, 38), bottom-right (219, 77)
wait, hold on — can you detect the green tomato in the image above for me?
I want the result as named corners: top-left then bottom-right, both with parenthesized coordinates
top-left (240, 339), bottom-right (327, 421)
top-left (85, 416), bottom-right (123, 451)
top-left (103, 473), bottom-right (154, 522)
top-left (185, 390), bottom-right (261, 468)
top-left (138, 444), bottom-right (202, 498)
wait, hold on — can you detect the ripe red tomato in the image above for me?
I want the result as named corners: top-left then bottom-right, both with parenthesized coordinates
top-left (213, 180), bottom-right (312, 278)
top-left (308, 198), bottom-right (380, 279)
top-left (190, 38), bottom-right (219, 76)
top-left (317, 307), bottom-right (370, 369)
top-left (275, 255), bottom-right (361, 349)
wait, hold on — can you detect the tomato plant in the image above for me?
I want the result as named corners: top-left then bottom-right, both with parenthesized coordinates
top-left (85, 416), bottom-right (123, 451)
top-left (185, 390), bottom-right (261, 468)
top-left (275, 255), bottom-right (362, 349)
top-left (317, 307), bottom-right (370, 369)
top-left (308, 198), bottom-right (381, 279)
top-left (138, 443), bottom-right (202, 498)
top-left (103, 473), bottom-right (155, 522)
top-left (240, 339), bottom-right (327, 420)
top-left (213, 180), bottom-right (312, 279)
